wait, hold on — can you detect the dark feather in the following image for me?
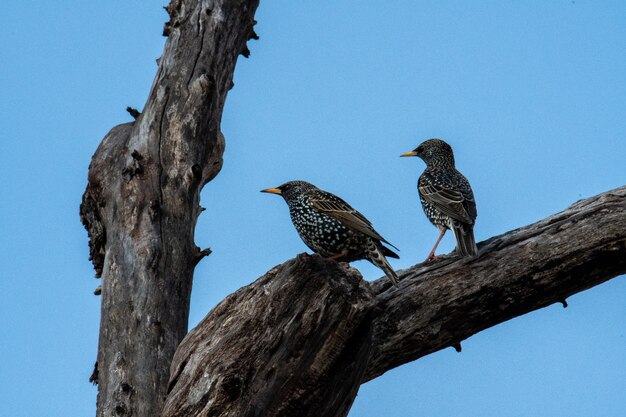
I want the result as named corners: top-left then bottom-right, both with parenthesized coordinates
top-left (419, 180), bottom-right (476, 225)
top-left (451, 221), bottom-right (478, 256)
top-left (310, 194), bottom-right (399, 250)
top-left (382, 245), bottom-right (400, 259)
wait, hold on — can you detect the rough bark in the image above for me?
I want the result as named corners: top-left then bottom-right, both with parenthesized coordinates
top-left (164, 186), bottom-right (626, 417)
top-left (162, 254), bottom-right (375, 417)
top-left (364, 185), bottom-right (626, 381)
top-left (81, 3), bottom-right (626, 416)
top-left (80, 1), bottom-right (259, 417)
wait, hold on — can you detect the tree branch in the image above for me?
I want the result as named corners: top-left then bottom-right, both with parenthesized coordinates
top-left (365, 185), bottom-right (626, 381)
top-left (164, 186), bottom-right (626, 417)
top-left (163, 254), bottom-right (375, 417)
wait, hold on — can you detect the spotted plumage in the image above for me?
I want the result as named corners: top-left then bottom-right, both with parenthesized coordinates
top-left (262, 181), bottom-right (400, 286)
top-left (401, 138), bottom-right (478, 260)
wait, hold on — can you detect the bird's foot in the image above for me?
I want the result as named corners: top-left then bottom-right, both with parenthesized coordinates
top-left (328, 252), bottom-right (347, 261)
top-left (423, 254), bottom-right (444, 264)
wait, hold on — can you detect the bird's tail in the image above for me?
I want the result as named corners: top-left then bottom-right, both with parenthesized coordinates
top-left (367, 240), bottom-right (399, 286)
top-left (452, 221), bottom-right (478, 257)
top-left (382, 245), bottom-right (400, 259)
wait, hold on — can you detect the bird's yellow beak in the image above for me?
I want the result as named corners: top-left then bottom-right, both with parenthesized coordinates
top-left (400, 151), bottom-right (418, 157)
top-left (261, 187), bottom-right (282, 195)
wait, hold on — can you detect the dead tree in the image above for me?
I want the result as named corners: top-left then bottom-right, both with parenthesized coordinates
top-left (81, 1), bottom-right (260, 416)
top-left (80, 2), bottom-right (626, 416)
top-left (161, 186), bottom-right (626, 417)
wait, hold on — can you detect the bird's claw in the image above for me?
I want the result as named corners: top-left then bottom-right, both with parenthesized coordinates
top-left (423, 254), bottom-right (444, 264)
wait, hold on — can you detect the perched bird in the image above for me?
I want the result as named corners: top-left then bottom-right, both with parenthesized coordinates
top-left (261, 181), bottom-right (400, 286)
top-left (401, 138), bottom-right (478, 261)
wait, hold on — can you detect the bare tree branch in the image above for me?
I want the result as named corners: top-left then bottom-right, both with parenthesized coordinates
top-left (164, 186), bottom-right (626, 417)
top-left (365, 185), bottom-right (626, 381)
top-left (80, 1), bottom-right (259, 416)
top-left (163, 255), bottom-right (375, 417)
top-left (80, 2), bottom-right (625, 416)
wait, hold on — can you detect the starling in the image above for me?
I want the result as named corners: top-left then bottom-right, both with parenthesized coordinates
top-left (401, 138), bottom-right (478, 261)
top-left (261, 181), bottom-right (400, 286)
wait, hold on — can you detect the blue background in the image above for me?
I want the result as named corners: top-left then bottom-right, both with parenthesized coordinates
top-left (1, 1), bottom-right (624, 416)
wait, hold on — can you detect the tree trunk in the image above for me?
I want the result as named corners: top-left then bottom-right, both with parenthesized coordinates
top-left (80, 1), bottom-right (259, 416)
top-left (162, 186), bottom-right (626, 417)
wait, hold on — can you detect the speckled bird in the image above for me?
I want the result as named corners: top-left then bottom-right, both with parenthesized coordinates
top-left (261, 181), bottom-right (400, 286)
top-left (401, 138), bottom-right (478, 261)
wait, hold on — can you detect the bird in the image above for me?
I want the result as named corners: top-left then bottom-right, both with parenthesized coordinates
top-left (261, 180), bottom-right (400, 286)
top-left (401, 138), bottom-right (478, 261)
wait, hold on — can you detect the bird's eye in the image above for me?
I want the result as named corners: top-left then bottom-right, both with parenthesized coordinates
top-left (417, 146), bottom-right (424, 154)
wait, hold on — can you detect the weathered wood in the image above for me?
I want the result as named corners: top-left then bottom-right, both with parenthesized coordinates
top-left (163, 186), bottom-right (626, 417)
top-left (81, 3), bottom-right (626, 416)
top-left (80, 1), bottom-right (259, 416)
top-left (163, 254), bottom-right (375, 417)
top-left (364, 185), bottom-right (626, 381)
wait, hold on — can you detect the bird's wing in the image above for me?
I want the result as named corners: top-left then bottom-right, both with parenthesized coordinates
top-left (419, 180), bottom-right (475, 225)
top-left (310, 194), bottom-right (399, 250)
top-left (463, 187), bottom-right (477, 222)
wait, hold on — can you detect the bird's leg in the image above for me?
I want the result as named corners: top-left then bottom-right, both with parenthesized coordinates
top-left (425, 229), bottom-right (446, 262)
top-left (328, 252), bottom-right (347, 261)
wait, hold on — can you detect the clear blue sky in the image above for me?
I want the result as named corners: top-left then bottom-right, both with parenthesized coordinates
top-left (1, 1), bottom-right (624, 416)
